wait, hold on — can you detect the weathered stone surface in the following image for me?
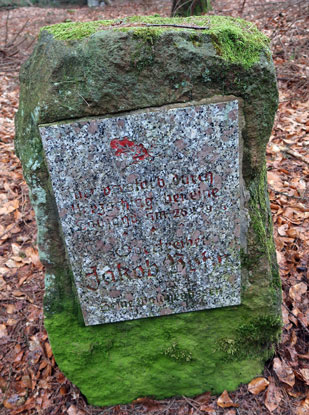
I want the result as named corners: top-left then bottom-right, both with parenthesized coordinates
top-left (15, 15), bottom-right (281, 406)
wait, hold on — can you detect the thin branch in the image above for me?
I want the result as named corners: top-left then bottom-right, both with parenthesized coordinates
top-left (7, 35), bottom-right (29, 52)
top-left (163, 398), bottom-right (176, 414)
top-left (281, 146), bottom-right (309, 166)
top-left (268, 186), bottom-right (307, 202)
top-left (146, 23), bottom-right (209, 30)
top-left (6, 19), bottom-right (29, 48)
top-left (182, 396), bottom-right (202, 413)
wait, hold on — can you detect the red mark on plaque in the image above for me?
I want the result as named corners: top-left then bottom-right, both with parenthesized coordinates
top-left (110, 137), bottom-right (151, 163)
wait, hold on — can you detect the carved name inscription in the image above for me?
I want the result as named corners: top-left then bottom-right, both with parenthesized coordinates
top-left (40, 100), bottom-right (242, 326)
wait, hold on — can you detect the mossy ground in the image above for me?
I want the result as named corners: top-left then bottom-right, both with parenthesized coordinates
top-left (41, 15), bottom-right (270, 68)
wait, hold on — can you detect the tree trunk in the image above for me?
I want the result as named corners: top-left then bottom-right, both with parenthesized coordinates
top-left (171, 0), bottom-right (211, 17)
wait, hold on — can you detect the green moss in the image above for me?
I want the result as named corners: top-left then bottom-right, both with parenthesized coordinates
top-left (41, 15), bottom-right (270, 68)
top-left (45, 303), bottom-right (276, 405)
top-left (245, 165), bottom-right (282, 305)
top-left (40, 20), bottom-right (112, 40)
top-left (271, 268), bottom-right (281, 289)
top-left (128, 28), bottom-right (160, 72)
top-left (132, 27), bottom-right (161, 44)
top-left (217, 338), bottom-right (238, 358)
top-left (240, 249), bottom-right (258, 269)
top-left (217, 315), bottom-right (282, 361)
top-left (164, 342), bottom-right (193, 362)
top-left (249, 165), bottom-right (274, 254)
top-left (237, 315), bottom-right (282, 346)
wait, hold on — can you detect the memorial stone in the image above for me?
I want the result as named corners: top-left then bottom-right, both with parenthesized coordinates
top-left (15, 15), bottom-right (282, 406)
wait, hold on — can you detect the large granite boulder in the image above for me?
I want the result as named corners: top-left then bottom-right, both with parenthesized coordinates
top-left (15, 15), bottom-right (281, 406)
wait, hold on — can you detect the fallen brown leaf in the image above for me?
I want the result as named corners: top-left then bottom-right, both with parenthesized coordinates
top-left (11, 242), bottom-right (21, 255)
top-left (276, 250), bottom-right (287, 268)
top-left (6, 318), bottom-right (17, 326)
top-left (3, 394), bottom-right (25, 409)
top-left (290, 330), bottom-right (298, 347)
top-left (12, 290), bottom-right (26, 298)
top-left (60, 385), bottom-right (68, 395)
top-left (217, 390), bottom-right (238, 408)
top-left (67, 405), bottom-right (85, 415)
top-left (132, 397), bottom-right (162, 410)
top-left (298, 368), bottom-right (309, 385)
top-left (295, 397), bottom-right (309, 415)
top-left (45, 341), bottom-right (53, 359)
top-left (264, 380), bottom-right (282, 412)
top-left (289, 282), bottom-right (307, 302)
top-left (273, 358), bottom-right (295, 387)
top-left (248, 377), bottom-right (270, 395)
top-left (0, 275), bottom-right (6, 289)
top-left (25, 246), bottom-right (41, 267)
top-left (195, 391), bottom-right (211, 404)
top-left (56, 372), bottom-right (66, 383)
top-left (5, 303), bottom-right (16, 314)
top-left (0, 199), bottom-right (19, 215)
top-left (0, 324), bottom-right (8, 338)
top-left (20, 375), bottom-right (32, 389)
top-left (286, 346), bottom-right (299, 365)
top-left (278, 223), bottom-right (289, 236)
top-left (5, 259), bottom-right (24, 268)
top-left (200, 405), bottom-right (216, 414)
top-left (14, 350), bottom-right (24, 363)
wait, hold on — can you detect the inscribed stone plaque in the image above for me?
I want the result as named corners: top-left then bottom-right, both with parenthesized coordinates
top-left (40, 100), bottom-right (242, 326)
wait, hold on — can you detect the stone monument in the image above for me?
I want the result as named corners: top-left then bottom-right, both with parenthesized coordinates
top-left (15, 15), bottom-right (282, 406)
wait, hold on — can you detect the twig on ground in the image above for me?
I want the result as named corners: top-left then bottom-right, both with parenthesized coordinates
top-left (280, 146), bottom-right (309, 166)
top-left (163, 398), bottom-right (176, 414)
top-left (5, 19), bottom-right (29, 49)
top-left (182, 396), bottom-right (202, 413)
top-left (268, 186), bottom-right (308, 202)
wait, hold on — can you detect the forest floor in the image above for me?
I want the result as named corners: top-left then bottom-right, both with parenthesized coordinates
top-left (0, 0), bottom-right (308, 414)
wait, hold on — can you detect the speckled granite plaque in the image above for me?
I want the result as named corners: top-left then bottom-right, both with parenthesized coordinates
top-left (40, 100), bottom-right (242, 325)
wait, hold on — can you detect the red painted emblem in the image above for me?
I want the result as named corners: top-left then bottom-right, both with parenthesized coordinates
top-left (110, 137), bottom-right (151, 163)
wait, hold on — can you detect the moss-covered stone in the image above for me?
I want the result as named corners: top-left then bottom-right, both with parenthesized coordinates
top-left (15, 15), bottom-right (281, 406)
top-left (41, 15), bottom-right (270, 69)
